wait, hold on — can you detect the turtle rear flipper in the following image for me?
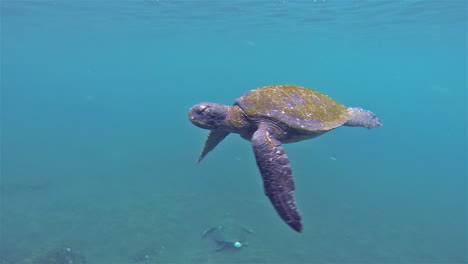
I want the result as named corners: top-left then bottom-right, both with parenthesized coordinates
top-left (345, 107), bottom-right (382, 128)
top-left (251, 123), bottom-right (302, 232)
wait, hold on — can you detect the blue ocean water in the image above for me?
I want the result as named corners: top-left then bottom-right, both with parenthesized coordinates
top-left (1, 0), bottom-right (466, 263)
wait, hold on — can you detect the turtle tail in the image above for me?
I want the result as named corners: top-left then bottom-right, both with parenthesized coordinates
top-left (344, 107), bottom-right (382, 129)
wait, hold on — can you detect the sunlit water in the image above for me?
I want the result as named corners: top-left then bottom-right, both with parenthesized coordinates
top-left (1, 1), bottom-right (466, 263)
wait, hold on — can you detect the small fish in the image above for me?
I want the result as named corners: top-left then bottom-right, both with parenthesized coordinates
top-left (245, 40), bottom-right (255, 46)
top-left (330, 156), bottom-right (336, 161)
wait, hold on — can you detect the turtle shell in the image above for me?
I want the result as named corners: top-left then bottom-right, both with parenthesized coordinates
top-left (234, 84), bottom-right (350, 131)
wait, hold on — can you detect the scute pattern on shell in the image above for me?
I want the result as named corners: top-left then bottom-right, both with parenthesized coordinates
top-left (234, 85), bottom-right (350, 131)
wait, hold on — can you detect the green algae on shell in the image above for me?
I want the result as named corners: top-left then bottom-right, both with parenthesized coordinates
top-left (234, 84), bottom-right (350, 131)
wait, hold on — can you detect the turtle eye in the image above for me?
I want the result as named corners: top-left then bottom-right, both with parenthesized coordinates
top-left (197, 105), bottom-right (208, 114)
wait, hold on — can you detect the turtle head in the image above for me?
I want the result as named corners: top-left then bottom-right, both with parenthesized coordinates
top-left (189, 103), bottom-right (229, 130)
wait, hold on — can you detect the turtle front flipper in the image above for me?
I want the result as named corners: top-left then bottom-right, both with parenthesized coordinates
top-left (251, 123), bottom-right (303, 232)
top-left (198, 130), bottom-right (230, 163)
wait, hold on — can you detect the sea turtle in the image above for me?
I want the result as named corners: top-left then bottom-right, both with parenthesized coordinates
top-left (202, 224), bottom-right (253, 252)
top-left (188, 84), bottom-right (382, 232)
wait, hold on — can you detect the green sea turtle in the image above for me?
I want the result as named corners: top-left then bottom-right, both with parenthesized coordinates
top-left (188, 84), bottom-right (382, 232)
top-left (202, 224), bottom-right (253, 252)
